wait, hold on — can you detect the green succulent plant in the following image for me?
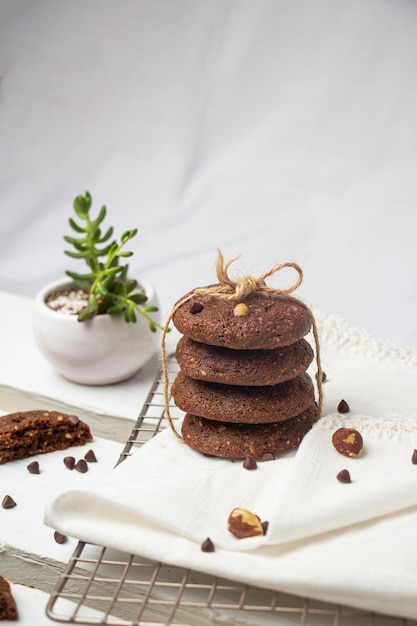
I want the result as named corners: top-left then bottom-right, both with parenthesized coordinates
top-left (63, 191), bottom-right (162, 331)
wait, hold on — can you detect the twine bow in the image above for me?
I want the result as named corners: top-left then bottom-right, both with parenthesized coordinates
top-left (207, 250), bottom-right (303, 300)
top-left (161, 250), bottom-right (323, 442)
top-left (191, 250), bottom-right (304, 301)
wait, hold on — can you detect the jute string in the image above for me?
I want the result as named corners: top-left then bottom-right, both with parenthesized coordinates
top-left (161, 250), bottom-right (323, 442)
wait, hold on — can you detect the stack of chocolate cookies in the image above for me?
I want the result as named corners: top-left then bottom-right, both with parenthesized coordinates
top-left (171, 288), bottom-right (318, 459)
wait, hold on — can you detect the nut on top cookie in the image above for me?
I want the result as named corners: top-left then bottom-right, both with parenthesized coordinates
top-left (172, 287), bottom-right (311, 350)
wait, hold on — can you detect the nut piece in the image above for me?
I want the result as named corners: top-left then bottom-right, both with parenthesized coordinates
top-left (233, 303), bottom-right (248, 317)
top-left (332, 428), bottom-right (363, 457)
top-left (227, 507), bottom-right (264, 539)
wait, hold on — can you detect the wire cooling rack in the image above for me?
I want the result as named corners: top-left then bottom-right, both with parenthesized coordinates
top-left (46, 357), bottom-right (417, 626)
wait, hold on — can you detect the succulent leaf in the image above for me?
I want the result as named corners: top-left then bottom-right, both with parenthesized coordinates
top-left (97, 226), bottom-right (114, 243)
top-left (130, 292), bottom-right (148, 304)
top-left (73, 192), bottom-right (91, 218)
top-left (64, 250), bottom-right (89, 259)
top-left (90, 204), bottom-right (107, 228)
top-left (68, 217), bottom-right (86, 233)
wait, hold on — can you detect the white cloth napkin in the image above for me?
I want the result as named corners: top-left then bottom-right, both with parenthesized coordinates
top-left (45, 314), bottom-right (417, 620)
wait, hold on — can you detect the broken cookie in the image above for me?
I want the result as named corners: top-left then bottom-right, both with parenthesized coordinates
top-left (0, 410), bottom-right (92, 464)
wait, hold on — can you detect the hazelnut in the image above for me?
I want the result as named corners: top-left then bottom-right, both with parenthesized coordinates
top-left (233, 303), bottom-right (248, 317)
top-left (227, 507), bottom-right (264, 539)
top-left (332, 428), bottom-right (363, 457)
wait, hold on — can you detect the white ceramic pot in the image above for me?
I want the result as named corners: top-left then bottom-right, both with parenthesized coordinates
top-left (32, 277), bottom-right (161, 385)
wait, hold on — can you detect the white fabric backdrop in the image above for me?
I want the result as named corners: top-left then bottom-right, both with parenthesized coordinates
top-left (0, 0), bottom-right (416, 346)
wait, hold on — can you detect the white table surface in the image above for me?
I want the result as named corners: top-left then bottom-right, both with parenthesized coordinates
top-left (0, 0), bottom-right (416, 623)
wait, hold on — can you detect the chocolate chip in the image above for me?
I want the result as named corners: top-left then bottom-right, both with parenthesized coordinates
top-left (189, 301), bottom-right (204, 314)
top-left (336, 469), bottom-right (351, 483)
top-left (262, 453), bottom-right (275, 462)
top-left (243, 456), bottom-right (257, 470)
top-left (412, 449), bottom-right (417, 465)
top-left (201, 537), bottom-right (215, 552)
top-left (84, 449), bottom-right (97, 463)
top-left (316, 370), bottom-right (327, 383)
top-left (67, 414), bottom-right (79, 425)
top-left (337, 399), bottom-right (350, 413)
top-left (2, 495), bottom-right (16, 509)
top-left (261, 520), bottom-right (269, 535)
top-left (54, 531), bottom-right (67, 544)
top-left (63, 456), bottom-right (75, 470)
top-left (27, 461), bottom-right (40, 474)
top-left (75, 459), bottom-right (88, 473)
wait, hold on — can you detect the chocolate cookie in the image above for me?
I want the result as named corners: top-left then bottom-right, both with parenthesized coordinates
top-left (176, 336), bottom-right (314, 386)
top-left (172, 370), bottom-right (315, 424)
top-left (172, 288), bottom-right (312, 349)
top-left (181, 404), bottom-right (318, 458)
top-left (0, 577), bottom-right (18, 620)
top-left (0, 410), bottom-right (92, 464)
